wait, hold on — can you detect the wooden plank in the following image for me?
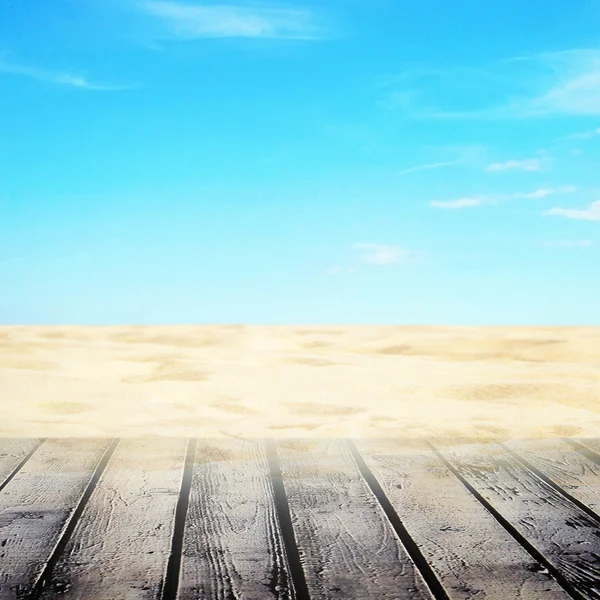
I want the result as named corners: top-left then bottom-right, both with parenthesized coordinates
top-left (505, 438), bottom-right (600, 515)
top-left (575, 439), bottom-right (600, 449)
top-left (276, 439), bottom-right (434, 600)
top-left (435, 440), bottom-right (600, 600)
top-left (355, 438), bottom-right (570, 600)
top-left (178, 438), bottom-right (295, 600)
top-left (0, 439), bottom-right (43, 490)
top-left (0, 438), bottom-right (113, 599)
top-left (574, 439), bottom-right (600, 458)
top-left (36, 438), bottom-right (187, 600)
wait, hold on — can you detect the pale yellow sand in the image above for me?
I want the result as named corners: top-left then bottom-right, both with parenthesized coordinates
top-left (0, 325), bottom-right (599, 441)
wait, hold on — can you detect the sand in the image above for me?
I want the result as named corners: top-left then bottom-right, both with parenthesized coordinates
top-left (0, 325), bottom-right (599, 441)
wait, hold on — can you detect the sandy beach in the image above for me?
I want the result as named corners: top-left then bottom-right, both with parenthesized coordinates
top-left (0, 325), bottom-right (598, 441)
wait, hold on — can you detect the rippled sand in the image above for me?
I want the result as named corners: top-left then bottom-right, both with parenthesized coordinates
top-left (0, 325), bottom-right (599, 440)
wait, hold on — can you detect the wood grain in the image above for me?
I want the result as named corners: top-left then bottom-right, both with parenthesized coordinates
top-left (505, 438), bottom-right (600, 516)
top-left (275, 439), bottom-right (434, 600)
top-left (36, 438), bottom-right (187, 600)
top-left (573, 439), bottom-right (600, 460)
top-left (435, 440), bottom-right (600, 600)
top-left (356, 438), bottom-right (570, 600)
top-left (0, 439), bottom-right (112, 599)
top-left (178, 438), bottom-right (294, 600)
top-left (0, 439), bottom-right (42, 490)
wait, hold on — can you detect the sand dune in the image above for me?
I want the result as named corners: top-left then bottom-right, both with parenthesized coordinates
top-left (0, 325), bottom-right (599, 441)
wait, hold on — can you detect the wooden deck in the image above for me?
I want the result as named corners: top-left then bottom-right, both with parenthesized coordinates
top-left (1, 438), bottom-right (600, 599)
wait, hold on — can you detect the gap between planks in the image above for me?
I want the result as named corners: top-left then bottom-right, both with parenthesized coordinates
top-left (2, 438), bottom-right (600, 600)
top-left (429, 439), bottom-right (600, 600)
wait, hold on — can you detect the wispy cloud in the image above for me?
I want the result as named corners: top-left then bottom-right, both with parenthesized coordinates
top-left (485, 158), bottom-right (543, 172)
top-left (0, 56), bottom-right (128, 90)
top-left (352, 243), bottom-right (425, 265)
top-left (327, 243), bottom-right (425, 273)
top-left (138, 1), bottom-right (324, 39)
top-left (527, 50), bottom-right (600, 116)
top-left (397, 160), bottom-right (462, 176)
top-left (522, 186), bottom-right (577, 198)
top-left (382, 49), bottom-right (600, 119)
top-left (558, 126), bottom-right (600, 141)
top-left (545, 200), bottom-right (600, 221)
top-left (430, 186), bottom-right (576, 209)
top-left (430, 198), bottom-right (483, 210)
top-left (543, 239), bottom-right (595, 247)
top-left (396, 145), bottom-right (488, 176)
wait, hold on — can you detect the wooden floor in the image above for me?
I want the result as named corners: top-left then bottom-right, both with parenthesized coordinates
top-left (1, 438), bottom-right (600, 599)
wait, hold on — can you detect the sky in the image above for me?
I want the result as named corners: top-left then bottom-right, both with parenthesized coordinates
top-left (1, 0), bottom-right (599, 325)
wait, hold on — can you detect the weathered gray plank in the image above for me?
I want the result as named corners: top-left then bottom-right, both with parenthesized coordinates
top-left (575, 439), bottom-right (600, 448)
top-left (178, 438), bottom-right (294, 600)
top-left (0, 438), bottom-right (113, 599)
top-left (435, 440), bottom-right (600, 600)
top-left (574, 439), bottom-right (600, 459)
top-left (37, 438), bottom-right (187, 600)
top-left (355, 438), bottom-right (570, 600)
top-left (506, 438), bottom-right (600, 515)
top-left (276, 439), bottom-right (434, 600)
top-left (0, 439), bottom-right (42, 489)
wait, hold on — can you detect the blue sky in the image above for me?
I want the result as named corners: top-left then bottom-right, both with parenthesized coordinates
top-left (1, 0), bottom-right (599, 325)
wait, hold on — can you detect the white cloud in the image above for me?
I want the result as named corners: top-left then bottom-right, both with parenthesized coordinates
top-left (396, 145), bottom-right (488, 176)
top-left (430, 198), bottom-right (483, 209)
top-left (560, 126), bottom-right (600, 140)
top-left (139, 1), bottom-right (323, 39)
top-left (485, 158), bottom-right (543, 172)
top-left (397, 160), bottom-right (461, 176)
top-left (351, 243), bottom-right (424, 264)
top-left (545, 200), bottom-right (600, 221)
top-left (528, 50), bottom-right (600, 116)
top-left (521, 186), bottom-right (577, 198)
top-left (0, 56), bottom-right (127, 90)
top-left (430, 186), bottom-right (576, 209)
top-left (382, 48), bottom-right (600, 119)
top-left (543, 239), bottom-right (594, 247)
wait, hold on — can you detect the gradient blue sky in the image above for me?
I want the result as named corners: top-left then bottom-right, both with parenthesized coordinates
top-left (1, 0), bottom-right (599, 324)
